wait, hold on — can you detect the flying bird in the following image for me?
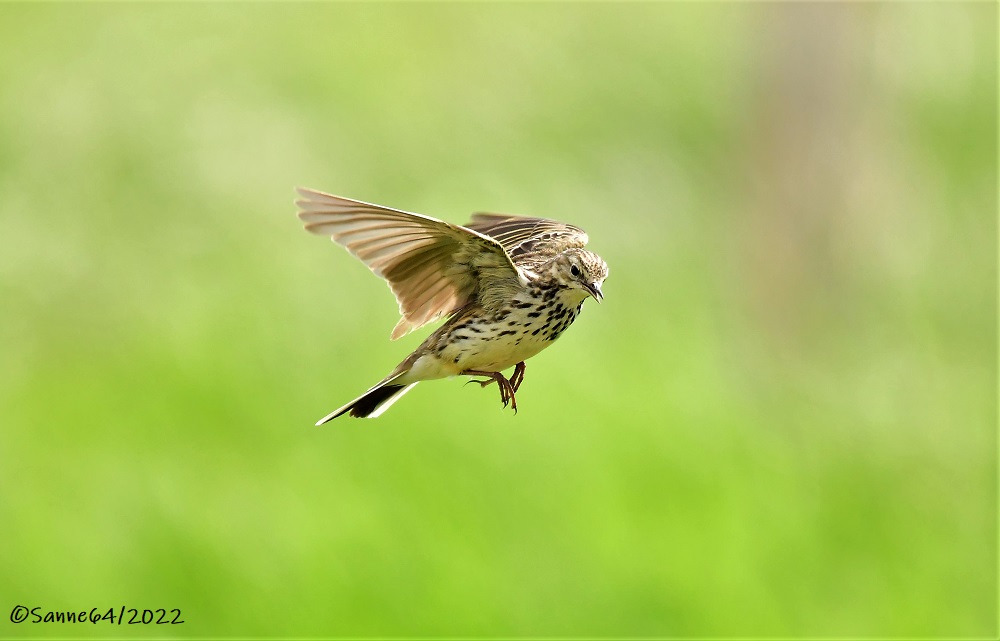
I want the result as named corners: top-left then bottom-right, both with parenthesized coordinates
top-left (296, 188), bottom-right (609, 424)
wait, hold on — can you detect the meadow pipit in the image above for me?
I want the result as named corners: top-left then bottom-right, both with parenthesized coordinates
top-left (296, 188), bottom-right (609, 424)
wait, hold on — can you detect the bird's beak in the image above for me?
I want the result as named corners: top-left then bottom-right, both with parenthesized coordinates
top-left (585, 282), bottom-right (604, 303)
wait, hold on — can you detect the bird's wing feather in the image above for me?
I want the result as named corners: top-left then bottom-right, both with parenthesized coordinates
top-left (465, 212), bottom-right (589, 259)
top-left (297, 188), bottom-right (524, 339)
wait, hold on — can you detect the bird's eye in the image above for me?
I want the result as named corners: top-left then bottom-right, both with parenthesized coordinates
top-left (571, 265), bottom-right (580, 277)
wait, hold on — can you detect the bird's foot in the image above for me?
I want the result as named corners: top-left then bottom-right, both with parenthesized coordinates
top-left (462, 369), bottom-right (517, 413)
top-left (468, 362), bottom-right (526, 392)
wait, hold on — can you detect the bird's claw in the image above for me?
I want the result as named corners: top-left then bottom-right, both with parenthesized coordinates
top-left (462, 369), bottom-right (518, 413)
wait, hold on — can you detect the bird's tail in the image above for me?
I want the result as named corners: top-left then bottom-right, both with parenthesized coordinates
top-left (315, 374), bottom-right (418, 425)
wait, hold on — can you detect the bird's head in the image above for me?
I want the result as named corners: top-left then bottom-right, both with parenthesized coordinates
top-left (551, 248), bottom-right (609, 303)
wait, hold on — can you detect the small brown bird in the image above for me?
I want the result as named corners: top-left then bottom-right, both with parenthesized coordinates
top-left (296, 188), bottom-right (609, 424)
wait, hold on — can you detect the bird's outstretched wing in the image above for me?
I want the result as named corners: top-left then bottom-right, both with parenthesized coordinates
top-left (297, 188), bottom-right (524, 339)
top-left (464, 212), bottom-right (589, 260)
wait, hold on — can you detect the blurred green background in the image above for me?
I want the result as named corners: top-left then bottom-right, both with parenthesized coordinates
top-left (0, 2), bottom-right (995, 638)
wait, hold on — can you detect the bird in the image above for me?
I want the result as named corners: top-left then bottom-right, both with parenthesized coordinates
top-left (295, 187), bottom-right (609, 424)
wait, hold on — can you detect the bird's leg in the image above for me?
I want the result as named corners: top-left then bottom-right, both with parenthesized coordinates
top-left (509, 362), bottom-right (526, 392)
top-left (463, 376), bottom-right (505, 405)
top-left (470, 362), bottom-right (526, 392)
top-left (462, 370), bottom-right (510, 406)
top-left (462, 369), bottom-right (516, 411)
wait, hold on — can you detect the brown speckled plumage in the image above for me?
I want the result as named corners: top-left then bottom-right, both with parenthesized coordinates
top-left (296, 188), bottom-right (609, 423)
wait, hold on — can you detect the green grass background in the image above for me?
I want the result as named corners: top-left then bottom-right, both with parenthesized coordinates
top-left (0, 2), bottom-right (996, 638)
